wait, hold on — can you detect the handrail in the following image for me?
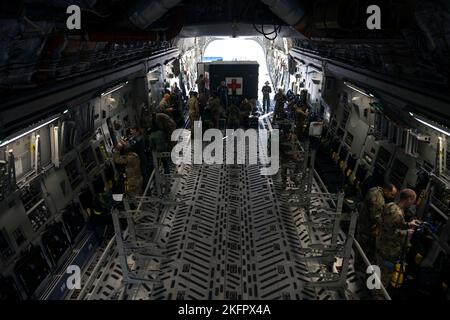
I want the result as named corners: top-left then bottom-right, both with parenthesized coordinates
top-left (76, 113), bottom-right (190, 300)
top-left (353, 239), bottom-right (392, 300)
top-left (76, 232), bottom-right (117, 300)
top-left (76, 160), bottom-right (158, 300)
top-left (77, 171), bottom-right (157, 300)
top-left (312, 166), bottom-right (391, 300)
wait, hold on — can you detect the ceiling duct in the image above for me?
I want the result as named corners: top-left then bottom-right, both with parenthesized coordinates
top-left (88, 6), bottom-right (184, 42)
top-left (312, 0), bottom-right (360, 30)
top-left (262, 0), bottom-right (416, 39)
top-left (260, 0), bottom-right (306, 26)
top-left (128, 0), bottom-right (182, 30)
top-left (260, 0), bottom-right (357, 37)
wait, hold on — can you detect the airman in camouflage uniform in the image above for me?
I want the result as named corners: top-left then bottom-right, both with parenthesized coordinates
top-left (158, 94), bottom-right (173, 117)
top-left (239, 99), bottom-right (252, 128)
top-left (375, 189), bottom-right (419, 292)
top-left (113, 144), bottom-right (142, 197)
top-left (217, 80), bottom-right (228, 110)
top-left (196, 74), bottom-right (206, 96)
top-left (187, 92), bottom-right (199, 135)
top-left (122, 126), bottom-right (149, 188)
top-left (209, 93), bottom-right (225, 129)
top-left (294, 105), bottom-right (309, 140)
top-left (274, 89), bottom-right (286, 120)
top-left (227, 103), bottom-right (241, 129)
top-left (142, 111), bottom-right (176, 143)
top-left (170, 89), bottom-right (183, 126)
top-left (154, 112), bottom-right (176, 146)
top-left (249, 98), bottom-right (258, 113)
top-left (355, 184), bottom-right (397, 271)
top-left (149, 128), bottom-right (171, 174)
top-left (147, 112), bottom-right (176, 174)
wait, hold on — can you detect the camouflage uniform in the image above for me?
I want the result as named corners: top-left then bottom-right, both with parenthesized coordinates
top-left (355, 187), bottom-right (385, 269)
top-left (294, 107), bottom-right (308, 140)
top-left (239, 100), bottom-right (252, 127)
top-left (249, 99), bottom-right (257, 113)
top-left (217, 84), bottom-right (228, 110)
top-left (171, 92), bottom-right (183, 125)
top-left (155, 113), bottom-right (176, 146)
top-left (274, 92), bottom-right (286, 119)
top-left (126, 133), bottom-right (149, 186)
top-left (227, 104), bottom-right (241, 129)
top-left (158, 97), bottom-right (171, 116)
top-left (198, 93), bottom-right (207, 118)
top-left (113, 151), bottom-right (142, 197)
top-left (209, 96), bottom-right (224, 128)
top-left (188, 96), bottom-right (199, 133)
top-left (376, 202), bottom-right (409, 288)
top-left (152, 113), bottom-right (175, 174)
top-left (149, 130), bottom-right (169, 152)
top-left (196, 77), bottom-right (206, 95)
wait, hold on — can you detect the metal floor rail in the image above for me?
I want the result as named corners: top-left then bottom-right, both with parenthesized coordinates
top-left (74, 116), bottom-right (366, 300)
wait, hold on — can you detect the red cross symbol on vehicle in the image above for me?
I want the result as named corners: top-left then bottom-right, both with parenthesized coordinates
top-left (227, 79), bottom-right (241, 95)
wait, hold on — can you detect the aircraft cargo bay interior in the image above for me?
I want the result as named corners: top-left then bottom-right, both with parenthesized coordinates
top-left (0, 0), bottom-right (450, 303)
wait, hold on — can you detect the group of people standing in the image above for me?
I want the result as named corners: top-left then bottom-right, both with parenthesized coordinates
top-left (113, 111), bottom-right (177, 198)
top-left (157, 82), bottom-right (185, 127)
top-left (185, 74), bottom-right (260, 135)
top-left (271, 86), bottom-right (311, 142)
top-left (112, 78), bottom-right (312, 198)
top-left (356, 182), bottom-right (420, 298)
top-left (86, 109), bottom-right (176, 241)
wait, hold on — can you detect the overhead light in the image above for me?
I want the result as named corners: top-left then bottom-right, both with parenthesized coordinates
top-left (112, 194), bottom-right (124, 202)
top-left (307, 64), bottom-right (322, 73)
top-left (0, 115), bottom-right (61, 148)
top-left (370, 102), bottom-right (383, 111)
top-left (410, 112), bottom-right (450, 137)
top-left (344, 81), bottom-right (373, 98)
top-left (63, 109), bottom-right (69, 114)
top-left (101, 81), bottom-right (128, 96)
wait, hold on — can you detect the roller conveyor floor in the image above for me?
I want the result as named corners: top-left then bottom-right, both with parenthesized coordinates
top-left (78, 117), bottom-right (366, 301)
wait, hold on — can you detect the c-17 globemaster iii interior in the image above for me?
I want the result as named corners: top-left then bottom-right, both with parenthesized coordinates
top-left (0, 0), bottom-right (450, 303)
